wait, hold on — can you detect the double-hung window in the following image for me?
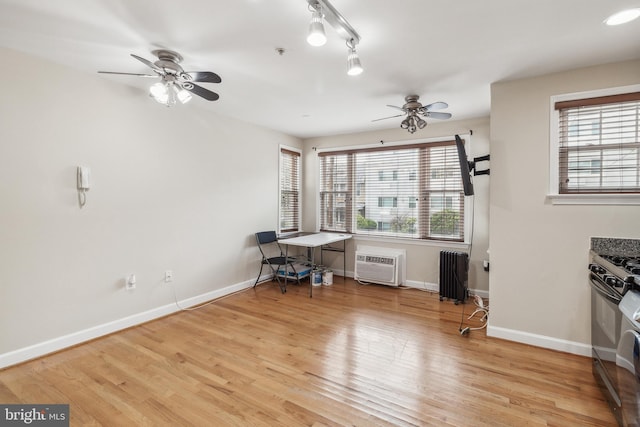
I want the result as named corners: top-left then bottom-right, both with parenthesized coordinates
top-left (318, 138), bottom-right (467, 242)
top-left (279, 147), bottom-right (301, 233)
top-left (551, 87), bottom-right (640, 200)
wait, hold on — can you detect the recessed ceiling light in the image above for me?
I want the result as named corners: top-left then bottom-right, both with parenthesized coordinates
top-left (604, 8), bottom-right (640, 25)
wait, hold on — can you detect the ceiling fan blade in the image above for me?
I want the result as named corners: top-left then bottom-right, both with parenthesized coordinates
top-left (386, 104), bottom-right (406, 112)
top-left (372, 114), bottom-right (405, 122)
top-left (426, 112), bottom-right (452, 120)
top-left (130, 54), bottom-right (164, 74)
top-left (183, 83), bottom-right (219, 101)
top-left (424, 101), bottom-right (448, 110)
top-left (97, 71), bottom-right (157, 78)
top-left (185, 71), bottom-right (222, 84)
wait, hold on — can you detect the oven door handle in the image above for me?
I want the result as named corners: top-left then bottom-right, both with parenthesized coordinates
top-left (590, 273), bottom-right (622, 304)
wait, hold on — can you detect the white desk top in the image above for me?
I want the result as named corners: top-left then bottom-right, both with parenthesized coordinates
top-left (279, 232), bottom-right (351, 248)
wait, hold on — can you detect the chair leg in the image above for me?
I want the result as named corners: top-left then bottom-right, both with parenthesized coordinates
top-left (254, 263), bottom-right (265, 287)
top-left (274, 265), bottom-right (287, 294)
top-left (265, 263), bottom-right (287, 294)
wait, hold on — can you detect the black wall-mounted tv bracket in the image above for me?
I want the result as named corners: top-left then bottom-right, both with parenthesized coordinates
top-left (469, 154), bottom-right (490, 176)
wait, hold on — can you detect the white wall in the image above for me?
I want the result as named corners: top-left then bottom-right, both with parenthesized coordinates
top-left (489, 59), bottom-right (640, 354)
top-left (0, 48), bottom-right (301, 365)
top-left (302, 117), bottom-right (490, 293)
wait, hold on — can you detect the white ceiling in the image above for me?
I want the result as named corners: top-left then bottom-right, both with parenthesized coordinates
top-left (1, 0), bottom-right (639, 138)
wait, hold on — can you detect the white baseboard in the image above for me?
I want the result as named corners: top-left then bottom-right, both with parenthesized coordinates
top-left (401, 281), bottom-right (585, 356)
top-left (487, 325), bottom-right (591, 357)
top-left (403, 280), bottom-right (438, 292)
top-left (5, 273), bottom-right (586, 369)
top-left (0, 279), bottom-right (256, 369)
top-left (403, 279), bottom-right (489, 299)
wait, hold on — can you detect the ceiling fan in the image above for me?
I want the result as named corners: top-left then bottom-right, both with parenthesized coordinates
top-left (373, 95), bottom-right (452, 133)
top-left (98, 49), bottom-right (221, 106)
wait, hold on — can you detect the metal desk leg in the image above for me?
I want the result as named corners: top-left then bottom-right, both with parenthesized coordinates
top-left (283, 244), bottom-right (288, 293)
top-left (343, 239), bottom-right (346, 282)
top-left (309, 246), bottom-right (314, 298)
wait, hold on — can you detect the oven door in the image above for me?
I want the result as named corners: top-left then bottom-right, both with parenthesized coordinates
top-left (590, 273), bottom-right (622, 423)
top-left (617, 329), bottom-right (640, 426)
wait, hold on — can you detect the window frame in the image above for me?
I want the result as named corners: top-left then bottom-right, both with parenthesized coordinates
top-left (278, 145), bottom-right (302, 234)
top-left (316, 136), bottom-right (473, 244)
top-left (548, 84), bottom-right (640, 205)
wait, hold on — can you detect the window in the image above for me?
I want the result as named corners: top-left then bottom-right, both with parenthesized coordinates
top-left (319, 139), bottom-right (466, 242)
top-left (279, 147), bottom-right (300, 233)
top-left (378, 197), bottom-right (397, 208)
top-left (555, 91), bottom-right (640, 194)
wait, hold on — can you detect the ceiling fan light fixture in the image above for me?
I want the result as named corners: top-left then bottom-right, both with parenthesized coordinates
top-left (604, 8), bottom-right (640, 25)
top-left (149, 82), bottom-right (169, 104)
top-left (166, 83), bottom-right (178, 107)
top-left (407, 116), bottom-right (418, 133)
top-left (373, 95), bottom-right (450, 133)
top-left (174, 85), bottom-right (192, 104)
top-left (102, 49), bottom-right (221, 106)
top-left (307, 9), bottom-right (327, 46)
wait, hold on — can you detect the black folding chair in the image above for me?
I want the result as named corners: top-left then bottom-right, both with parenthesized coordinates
top-left (253, 231), bottom-right (301, 293)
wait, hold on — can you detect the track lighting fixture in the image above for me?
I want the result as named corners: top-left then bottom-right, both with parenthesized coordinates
top-left (306, 0), bottom-right (363, 76)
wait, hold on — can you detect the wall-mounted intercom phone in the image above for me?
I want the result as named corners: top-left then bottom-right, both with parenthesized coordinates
top-left (77, 166), bottom-right (90, 208)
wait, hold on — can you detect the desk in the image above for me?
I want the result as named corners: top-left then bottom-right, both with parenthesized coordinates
top-left (278, 232), bottom-right (352, 297)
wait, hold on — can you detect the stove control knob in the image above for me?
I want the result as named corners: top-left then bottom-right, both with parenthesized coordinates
top-left (604, 275), bottom-right (621, 287)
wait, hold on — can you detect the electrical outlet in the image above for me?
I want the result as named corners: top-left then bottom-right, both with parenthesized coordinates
top-left (165, 270), bottom-right (173, 283)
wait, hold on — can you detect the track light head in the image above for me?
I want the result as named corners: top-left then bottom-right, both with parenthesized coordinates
top-left (307, 9), bottom-right (327, 46)
top-left (346, 39), bottom-right (363, 76)
top-left (346, 49), bottom-right (363, 76)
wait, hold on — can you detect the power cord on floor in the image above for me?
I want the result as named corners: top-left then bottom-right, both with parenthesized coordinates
top-left (357, 280), bottom-right (440, 295)
top-left (460, 294), bottom-right (489, 336)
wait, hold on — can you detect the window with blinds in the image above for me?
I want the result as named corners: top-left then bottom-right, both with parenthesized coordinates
top-left (556, 92), bottom-right (640, 194)
top-left (318, 139), bottom-right (466, 242)
top-left (279, 148), bottom-right (300, 233)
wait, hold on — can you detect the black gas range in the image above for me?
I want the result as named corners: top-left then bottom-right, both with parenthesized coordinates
top-left (589, 249), bottom-right (640, 426)
top-left (589, 252), bottom-right (640, 299)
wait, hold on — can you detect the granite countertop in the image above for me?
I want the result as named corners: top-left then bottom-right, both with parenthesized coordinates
top-left (591, 237), bottom-right (640, 256)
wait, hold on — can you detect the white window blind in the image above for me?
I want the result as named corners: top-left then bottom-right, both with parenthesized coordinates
top-left (279, 148), bottom-right (300, 233)
top-left (319, 139), bottom-right (466, 242)
top-left (556, 92), bottom-right (640, 194)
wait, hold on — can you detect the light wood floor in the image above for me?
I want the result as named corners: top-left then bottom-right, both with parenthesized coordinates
top-left (1, 278), bottom-right (615, 426)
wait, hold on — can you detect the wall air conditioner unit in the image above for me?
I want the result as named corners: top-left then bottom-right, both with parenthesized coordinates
top-left (354, 246), bottom-right (406, 287)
